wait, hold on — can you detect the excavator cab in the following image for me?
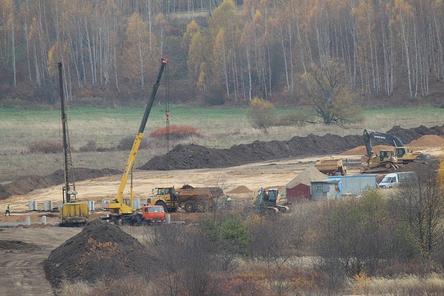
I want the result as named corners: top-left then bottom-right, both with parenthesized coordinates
top-left (254, 188), bottom-right (289, 214)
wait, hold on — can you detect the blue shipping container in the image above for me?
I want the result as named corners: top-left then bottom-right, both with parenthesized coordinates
top-left (328, 174), bottom-right (377, 196)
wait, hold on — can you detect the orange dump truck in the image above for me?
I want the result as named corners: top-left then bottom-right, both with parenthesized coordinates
top-left (315, 158), bottom-right (347, 176)
top-left (176, 185), bottom-right (225, 212)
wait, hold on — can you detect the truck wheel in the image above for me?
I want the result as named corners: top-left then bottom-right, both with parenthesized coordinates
top-left (196, 202), bottom-right (206, 212)
top-left (184, 201), bottom-right (195, 213)
top-left (156, 201), bottom-right (168, 212)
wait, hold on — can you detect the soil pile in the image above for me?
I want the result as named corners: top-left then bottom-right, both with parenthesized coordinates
top-left (387, 125), bottom-right (444, 143)
top-left (228, 185), bottom-right (253, 194)
top-left (342, 144), bottom-right (394, 155)
top-left (1, 168), bottom-right (120, 200)
top-left (141, 124), bottom-right (444, 170)
top-left (44, 219), bottom-right (147, 288)
top-left (0, 240), bottom-right (38, 251)
top-left (408, 135), bottom-right (444, 147)
top-left (0, 185), bottom-right (8, 199)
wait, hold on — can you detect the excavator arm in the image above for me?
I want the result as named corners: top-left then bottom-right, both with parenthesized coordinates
top-left (109, 58), bottom-right (167, 215)
top-left (363, 129), bottom-right (404, 157)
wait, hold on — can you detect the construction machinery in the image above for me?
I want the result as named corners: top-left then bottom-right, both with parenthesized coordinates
top-left (315, 158), bottom-right (347, 175)
top-left (107, 57), bottom-right (167, 223)
top-left (147, 185), bottom-right (225, 213)
top-left (253, 188), bottom-right (289, 214)
top-left (363, 129), bottom-right (425, 164)
top-left (362, 129), bottom-right (400, 173)
top-left (58, 62), bottom-right (89, 226)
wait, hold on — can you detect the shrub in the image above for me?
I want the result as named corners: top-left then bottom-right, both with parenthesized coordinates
top-left (79, 140), bottom-right (97, 152)
top-left (28, 140), bottom-right (63, 153)
top-left (247, 97), bottom-right (276, 132)
top-left (149, 125), bottom-right (201, 140)
top-left (117, 135), bottom-right (149, 150)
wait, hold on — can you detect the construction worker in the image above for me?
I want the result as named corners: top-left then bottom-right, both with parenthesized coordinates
top-left (4, 204), bottom-right (11, 216)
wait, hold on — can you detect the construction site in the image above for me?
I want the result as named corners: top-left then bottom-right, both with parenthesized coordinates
top-left (0, 59), bottom-right (443, 295)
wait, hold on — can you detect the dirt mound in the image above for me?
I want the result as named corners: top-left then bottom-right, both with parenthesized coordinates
top-left (141, 125), bottom-right (444, 171)
top-left (0, 240), bottom-right (38, 251)
top-left (387, 125), bottom-right (444, 143)
top-left (342, 144), bottom-right (394, 155)
top-left (44, 219), bottom-right (147, 288)
top-left (0, 184), bottom-right (8, 199)
top-left (228, 185), bottom-right (253, 194)
top-left (408, 135), bottom-right (444, 147)
top-left (1, 168), bottom-right (120, 200)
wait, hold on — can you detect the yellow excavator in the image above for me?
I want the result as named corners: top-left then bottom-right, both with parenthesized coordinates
top-left (107, 57), bottom-right (167, 223)
top-left (362, 129), bottom-right (400, 173)
top-left (58, 62), bottom-right (89, 226)
top-left (363, 129), bottom-right (425, 166)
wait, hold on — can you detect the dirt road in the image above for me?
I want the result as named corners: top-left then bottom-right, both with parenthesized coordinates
top-left (1, 154), bottom-right (360, 211)
top-left (0, 227), bottom-right (80, 296)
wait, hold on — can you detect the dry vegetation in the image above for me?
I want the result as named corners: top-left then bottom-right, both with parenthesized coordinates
top-left (56, 163), bottom-right (444, 295)
top-left (0, 106), bottom-right (443, 182)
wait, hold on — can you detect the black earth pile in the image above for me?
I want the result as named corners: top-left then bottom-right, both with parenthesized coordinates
top-left (44, 219), bottom-right (147, 288)
top-left (141, 124), bottom-right (444, 170)
top-left (0, 240), bottom-right (38, 251)
top-left (0, 168), bottom-right (120, 200)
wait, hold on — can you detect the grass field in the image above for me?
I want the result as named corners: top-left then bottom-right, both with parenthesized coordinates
top-left (0, 105), bottom-right (443, 182)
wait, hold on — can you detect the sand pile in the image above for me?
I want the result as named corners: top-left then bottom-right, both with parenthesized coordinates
top-left (141, 124), bottom-right (444, 171)
top-left (341, 144), bottom-right (394, 155)
top-left (0, 168), bottom-right (120, 200)
top-left (408, 135), bottom-right (444, 147)
top-left (228, 185), bottom-right (253, 194)
top-left (44, 219), bottom-right (147, 288)
top-left (286, 166), bottom-right (328, 187)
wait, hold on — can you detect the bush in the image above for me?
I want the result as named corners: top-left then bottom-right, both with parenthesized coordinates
top-left (28, 140), bottom-right (63, 153)
top-left (149, 125), bottom-right (201, 140)
top-left (201, 216), bottom-right (250, 256)
top-left (79, 140), bottom-right (97, 152)
top-left (116, 135), bottom-right (149, 150)
top-left (247, 97), bottom-right (276, 132)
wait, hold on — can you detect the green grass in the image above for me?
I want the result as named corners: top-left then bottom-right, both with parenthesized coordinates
top-left (0, 105), bottom-right (443, 182)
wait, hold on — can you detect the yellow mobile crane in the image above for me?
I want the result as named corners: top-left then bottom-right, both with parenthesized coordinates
top-left (107, 58), bottom-right (167, 223)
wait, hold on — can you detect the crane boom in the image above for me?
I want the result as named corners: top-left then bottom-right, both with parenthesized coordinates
top-left (110, 58), bottom-right (167, 215)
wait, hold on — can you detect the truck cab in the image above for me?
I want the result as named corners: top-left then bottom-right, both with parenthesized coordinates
top-left (147, 187), bottom-right (178, 212)
top-left (141, 205), bottom-right (166, 223)
top-left (378, 172), bottom-right (417, 188)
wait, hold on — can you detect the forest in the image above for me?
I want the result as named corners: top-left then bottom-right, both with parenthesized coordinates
top-left (1, 0), bottom-right (444, 105)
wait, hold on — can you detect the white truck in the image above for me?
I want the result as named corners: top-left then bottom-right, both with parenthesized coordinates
top-left (378, 172), bottom-right (417, 188)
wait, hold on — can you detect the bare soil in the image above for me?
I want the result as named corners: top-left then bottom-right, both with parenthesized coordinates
top-left (0, 227), bottom-right (80, 296)
top-left (0, 168), bottom-right (120, 200)
top-left (44, 219), bottom-right (148, 288)
top-left (142, 125), bottom-right (444, 170)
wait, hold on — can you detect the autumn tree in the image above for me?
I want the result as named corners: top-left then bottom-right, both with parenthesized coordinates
top-left (303, 59), bottom-right (361, 125)
top-left (121, 13), bottom-right (157, 90)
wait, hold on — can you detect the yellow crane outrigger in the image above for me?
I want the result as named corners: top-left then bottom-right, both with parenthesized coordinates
top-left (108, 58), bottom-right (167, 221)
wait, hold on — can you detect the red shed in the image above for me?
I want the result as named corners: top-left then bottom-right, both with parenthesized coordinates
top-left (286, 166), bottom-right (327, 202)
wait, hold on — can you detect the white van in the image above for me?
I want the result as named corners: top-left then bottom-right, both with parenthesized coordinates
top-left (378, 172), bottom-right (417, 188)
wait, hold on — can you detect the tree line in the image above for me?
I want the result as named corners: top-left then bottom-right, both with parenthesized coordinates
top-left (1, 0), bottom-right (443, 104)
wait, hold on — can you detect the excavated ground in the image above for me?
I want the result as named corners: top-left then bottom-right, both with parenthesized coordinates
top-left (0, 168), bottom-right (120, 200)
top-left (141, 125), bottom-right (444, 170)
top-left (44, 219), bottom-right (148, 288)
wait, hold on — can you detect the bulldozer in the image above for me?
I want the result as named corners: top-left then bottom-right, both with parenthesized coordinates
top-left (253, 188), bottom-right (289, 214)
